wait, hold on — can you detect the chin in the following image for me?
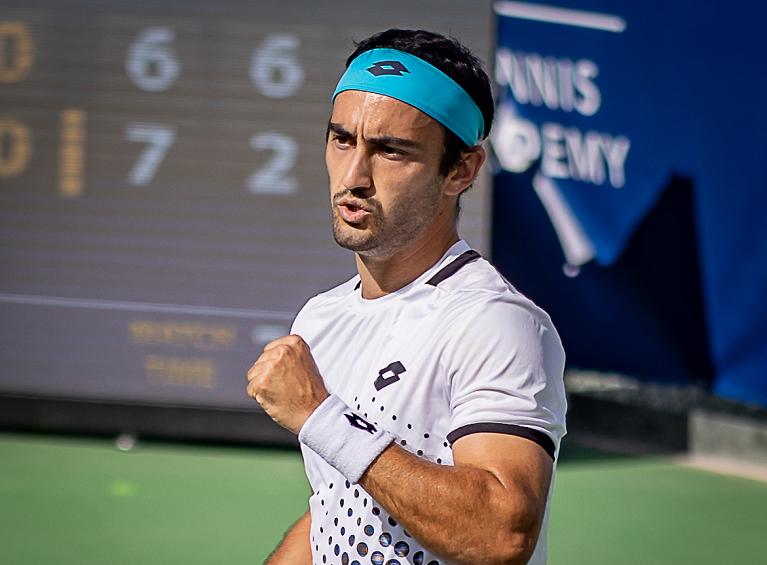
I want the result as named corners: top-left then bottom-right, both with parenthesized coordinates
top-left (333, 221), bottom-right (372, 251)
top-left (333, 231), bottom-right (375, 253)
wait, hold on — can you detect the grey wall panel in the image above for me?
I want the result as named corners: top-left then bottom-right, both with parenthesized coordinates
top-left (0, 0), bottom-right (492, 420)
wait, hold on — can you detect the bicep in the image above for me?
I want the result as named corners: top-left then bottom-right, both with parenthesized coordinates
top-left (452, 432), bottom-right (553, 520)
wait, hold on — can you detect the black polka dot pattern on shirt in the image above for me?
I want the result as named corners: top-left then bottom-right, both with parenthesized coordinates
top-left (394, 541), bottom-right (410, 557)
top-left (364, 397), bottom-right (453, 464)
top-left (313, 489), bottom-right (444, 565)
top-left (356, 541), bottom-right (368, 556)
top-left (310, 391), bottom-right (454, 565)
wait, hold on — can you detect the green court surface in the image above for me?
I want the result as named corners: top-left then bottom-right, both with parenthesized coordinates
top-left (1, 433), bottom-right (765, 565)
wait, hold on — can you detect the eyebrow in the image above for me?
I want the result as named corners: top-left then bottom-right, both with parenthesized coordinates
top-left (327, 122), bottom-right (423, 151)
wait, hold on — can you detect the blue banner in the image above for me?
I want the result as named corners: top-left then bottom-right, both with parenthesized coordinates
top-left (491, 1), bottom-right (767, 406)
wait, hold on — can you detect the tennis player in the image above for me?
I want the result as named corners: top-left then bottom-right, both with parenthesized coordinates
top-left (247, 29), bottom-right (567, 565)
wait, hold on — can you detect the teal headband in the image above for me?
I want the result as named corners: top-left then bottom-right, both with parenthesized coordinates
top-left (332, 48), bottom-right (485, 147)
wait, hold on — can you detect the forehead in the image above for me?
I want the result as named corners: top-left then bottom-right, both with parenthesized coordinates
top-left (331, 90), bottom-right (443, 139)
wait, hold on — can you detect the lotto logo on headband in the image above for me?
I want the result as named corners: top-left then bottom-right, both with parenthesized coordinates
top-left (366, 60), bottom-right (410, 77)
top-left (334, 48), bottom-right (485, 146)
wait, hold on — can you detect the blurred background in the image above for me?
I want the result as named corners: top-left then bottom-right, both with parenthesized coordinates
top-left (1, 1), bottom-right (765, 564)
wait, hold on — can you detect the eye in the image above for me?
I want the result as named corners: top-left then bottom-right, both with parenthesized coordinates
top-left (380, 146), bottom-right (403, 157)
top-left (331, 134), bottom-right (352, 148)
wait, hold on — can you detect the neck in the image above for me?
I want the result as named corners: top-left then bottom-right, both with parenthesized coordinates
top-left (355, 228), bottom-right (460, 299)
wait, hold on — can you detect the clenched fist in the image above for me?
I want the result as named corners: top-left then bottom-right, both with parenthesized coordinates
top-left (246, 334), bottom-right (329, 435)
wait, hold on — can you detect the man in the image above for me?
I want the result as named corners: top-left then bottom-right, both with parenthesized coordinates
top-left (247, 29), bottom-right (567, 565)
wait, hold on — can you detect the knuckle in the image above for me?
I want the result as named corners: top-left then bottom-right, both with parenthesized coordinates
top-left (252, 373), bottom-right (265, 388)
top-left (274, 343), bottom-right (291, 356)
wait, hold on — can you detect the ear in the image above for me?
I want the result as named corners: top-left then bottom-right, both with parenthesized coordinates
top-left (443, 145), bottom-right (486, 197)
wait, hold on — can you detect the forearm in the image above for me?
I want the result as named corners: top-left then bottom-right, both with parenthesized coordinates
top-left (360, 444), bottom-right (542, 565)
top-left (264, 510), bottom-right (312, 565)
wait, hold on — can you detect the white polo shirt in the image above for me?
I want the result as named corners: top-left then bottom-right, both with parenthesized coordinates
top-left (292, 239), bottom-right (567, 565)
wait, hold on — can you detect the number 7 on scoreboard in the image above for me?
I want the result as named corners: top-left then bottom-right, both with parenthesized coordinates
top-left (125, 123), bottom-right (176, 187)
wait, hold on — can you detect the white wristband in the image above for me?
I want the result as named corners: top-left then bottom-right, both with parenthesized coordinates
top-left (298, 394), bottom-right (394, 484)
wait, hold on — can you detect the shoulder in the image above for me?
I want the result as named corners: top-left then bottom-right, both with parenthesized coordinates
top-left (304, 274), bottom-right (360, 305)
top-left (432, 253), bottom-right (557, 336)
top-left (429, 252), bottom-right (565, 381)
top-left (290, 274), bottom-right (359, 332)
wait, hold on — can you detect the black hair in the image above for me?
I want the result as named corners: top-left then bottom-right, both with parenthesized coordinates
top-left (345, 29), bottom-right (494, 178)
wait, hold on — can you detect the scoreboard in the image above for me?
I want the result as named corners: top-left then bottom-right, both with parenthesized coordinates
top-left (0, 0), bottom-right (492, 424)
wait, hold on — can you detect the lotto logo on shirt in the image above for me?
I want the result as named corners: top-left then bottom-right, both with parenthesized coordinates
top-left (374, 361), bottom-right (407, 391)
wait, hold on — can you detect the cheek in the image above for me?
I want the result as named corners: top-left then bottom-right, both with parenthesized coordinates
top-left (377, 164), bottom-right (442, 213)
top-left (375, 159), bottom-right (436, 193)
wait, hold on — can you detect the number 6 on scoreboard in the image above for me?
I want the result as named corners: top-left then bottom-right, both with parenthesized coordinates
top-left (125, 123), bottom-right (176, 186)
top-left (126, 27), bottom-right (180, 92)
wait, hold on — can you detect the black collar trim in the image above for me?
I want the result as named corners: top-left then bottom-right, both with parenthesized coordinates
top-left (353, 249), bottom-right (481, 291)
top-left (425, 249), bottom-right (481, 287)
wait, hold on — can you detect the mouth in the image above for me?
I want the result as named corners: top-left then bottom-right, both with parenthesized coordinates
top-left (336, 197), bottom-right (372, 224)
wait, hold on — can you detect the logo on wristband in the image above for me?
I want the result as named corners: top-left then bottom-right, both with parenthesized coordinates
top-left (344, 413), bottom-right (377, 434)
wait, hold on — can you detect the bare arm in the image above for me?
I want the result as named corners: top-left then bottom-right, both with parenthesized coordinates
top-left (247, 334), bottom-right (555, 564)
top-left (359, 433), bottom-right (553, 565)
top-left (264, 509), bottom-right (312, 565)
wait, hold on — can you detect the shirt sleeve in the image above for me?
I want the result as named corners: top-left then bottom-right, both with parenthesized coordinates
top-left (443, 294), bottom-right (567, 459)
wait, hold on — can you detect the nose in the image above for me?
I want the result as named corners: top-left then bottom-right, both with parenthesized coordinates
top-left (340, 144), bottom-right (374, 196)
